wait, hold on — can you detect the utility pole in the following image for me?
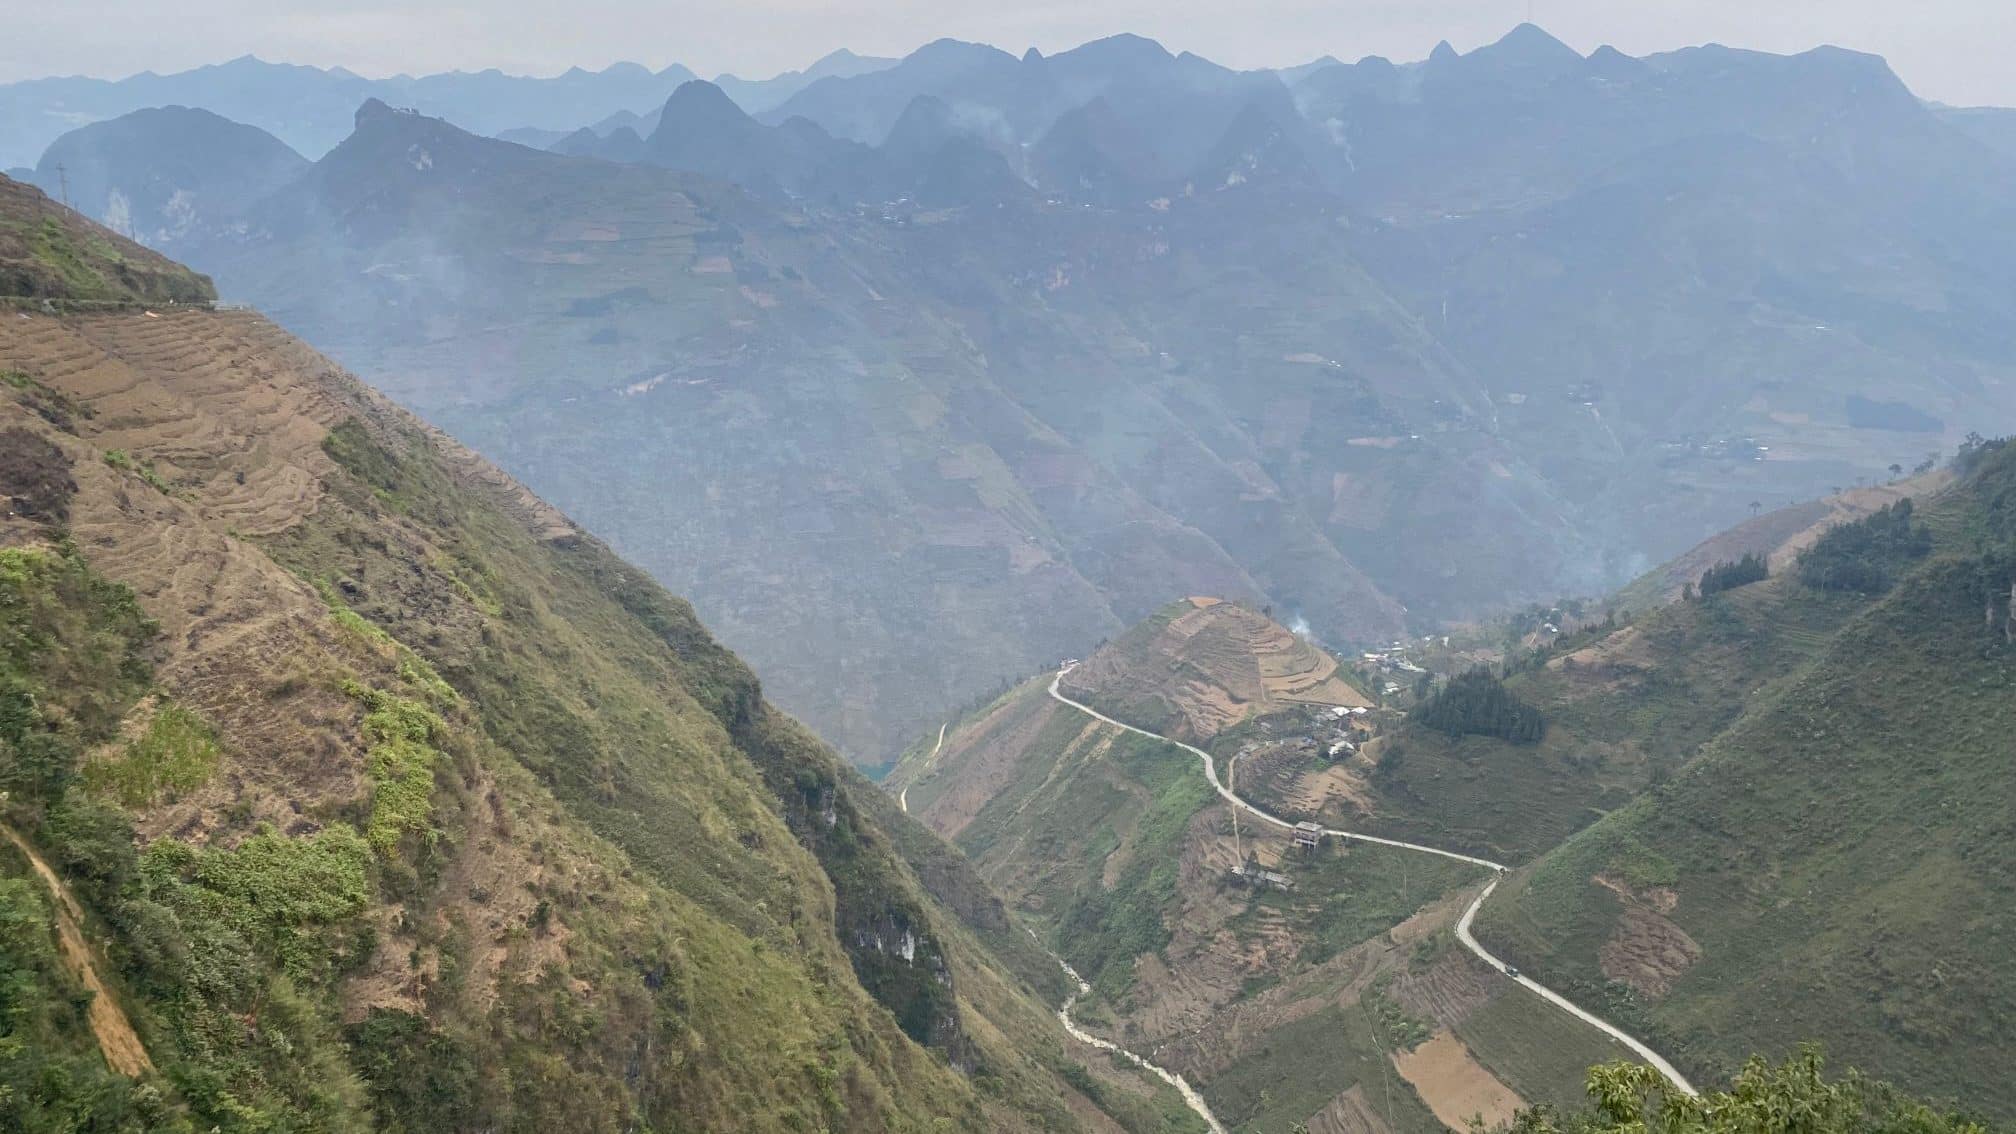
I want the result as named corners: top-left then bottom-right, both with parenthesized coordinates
top-left (1229, 755), bottom-right (1244, 863)
top-left (54, 163), bottom-right (71, 210)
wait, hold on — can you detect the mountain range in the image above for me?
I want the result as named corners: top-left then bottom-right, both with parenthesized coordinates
top-left (0, 48), bottom-right (902, 169)
top-left (12, 25), bottom-right (2016, 770)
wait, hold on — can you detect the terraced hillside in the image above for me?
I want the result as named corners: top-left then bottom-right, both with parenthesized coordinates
top-left (0, 191), bottom-right (1200, 1133)
top-left (1059, 598), bottom-right (1371, 743)
top-left (888, 652), bottom-right (1629, 1132)
top-left (1469, 441), bottom-right (2016, 1116)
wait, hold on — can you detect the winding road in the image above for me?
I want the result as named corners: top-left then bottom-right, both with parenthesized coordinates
top-left (898, 722), bottom-right (947, 814)
top-left (1041, 933), bottom-right (1230, 1134)
top-left (1046, 667), bottom-right (1698, 1100)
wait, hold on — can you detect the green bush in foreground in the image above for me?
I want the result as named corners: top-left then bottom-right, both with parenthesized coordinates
top-left (1508, 1048), bottom-right (1985, 1134)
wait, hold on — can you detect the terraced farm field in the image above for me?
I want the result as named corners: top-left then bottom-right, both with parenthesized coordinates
top-left (1061, 598), bottom-right (1370, 742)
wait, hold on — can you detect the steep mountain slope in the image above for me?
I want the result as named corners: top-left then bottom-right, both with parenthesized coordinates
top-left (0, 183), bottom-right (1193, 1132)
top-left (1937, 105), bottom-right (2016, 160)
top-left (31, 107), bottom-right (307, 248)
top-left (1471, 442), bottom-right (2016, 1116)
top-left (0, 176), bottom-right (215, 305)
top-left (1608, 472), bottom-right (1950, 613)
top-left (632, 80), bottom-right (886, 200)
top-left (887, 616), bottom-right (1633, 1132)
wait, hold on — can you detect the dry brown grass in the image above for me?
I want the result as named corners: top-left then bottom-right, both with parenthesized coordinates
top-left (1068, 599), bottom-right (1368, 743)
top-left (1391, 1030), bottom-right (1524, 1131)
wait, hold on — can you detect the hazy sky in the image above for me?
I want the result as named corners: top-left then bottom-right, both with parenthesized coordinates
top-left (6, 0), bottom-right (2013, 106)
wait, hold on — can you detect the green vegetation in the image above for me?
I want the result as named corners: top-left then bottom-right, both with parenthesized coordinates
top-left (30, 218), bottom-right (131, 301)
top-left (148, 823), bottom-right (374, 980)
top-left (0, 544), bottom-right (156, 810)
top-left (1043, 730), bottom-right (1215, 996)
top-left (348, 685), bottom-right (446, 855)
top-left (1415, 668), bottom-right (1546, 744)
top-left (82, 701), bottom-right (220, 808)
top-left (1287, 564), bottom-right (1874, 863)
top-left (1796, 499), bottom-right (1932, 593)
top-left (1453, 984), bottom-right (1631, 1113)
top-left (1510, 1048), bottom-right (1985, 1134)
top-left (0, 178), bottom-right (214, 304)
top-left (1200, 1003), bottom-right (1441, 1134)
top-left (1241, 842), bottom-right (1469, 967)
top-left (102, 448), bottom-right (174, 495)
top-left (1364, 981), bottom-right (1433, 1052)
top-left (4, 363), bottom-right (1166, 1132)
top-left (254, 411), bottom-right (1156, 1131)
top-left (319, 583), bottom-right (458, 707)
top-left (0, 875), bottom-right (171, 1134)
top-left (0, 543), bottom-right (372, 1132)
top-left (1695, 553), bottom-right (1767, 597)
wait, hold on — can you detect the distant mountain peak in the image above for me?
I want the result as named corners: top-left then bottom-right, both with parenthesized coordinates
top-left (1429, 40), bottom-right (1459, 63)
top-left (1586, 44), bottom-right (1649, 79)
top-left (647, 81), bottom-right (765, 160)
top-left (885, 93), bottom-right (959, 149)
top-left (663, 78), bottom-right (748, 118)
top-left (353, 97), bottom-right (404, 128)
top-left (1063, 32), bottom-right (1175, 64)
top-left (1495, 22), bottom-right (1580, 60)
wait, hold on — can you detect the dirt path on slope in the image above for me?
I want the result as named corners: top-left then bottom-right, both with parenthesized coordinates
top-left (1, 821), bottom-right (154, 1076)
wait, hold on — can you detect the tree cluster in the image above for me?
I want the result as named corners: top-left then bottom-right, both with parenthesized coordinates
top-left (1796, 499), bottom-right (1932, 594)
top-left (1697, 553), bottom-right (1768, 597)
top-left (1415, 668), bottom-right (1545, 744)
